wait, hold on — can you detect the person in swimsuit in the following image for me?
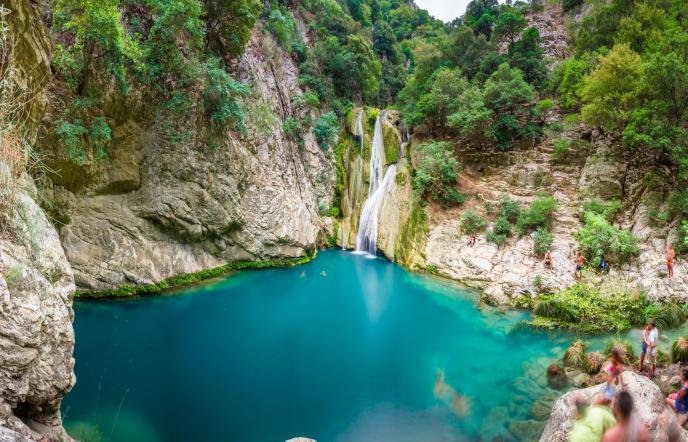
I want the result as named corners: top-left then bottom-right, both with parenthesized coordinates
top-left (605, 349), bottom-right (623, 399)
top-left (666, 368), bottom-right (688, 414)
top-left (544, 250), bottom-right (552, 269)
top-left (575, 253), bottom-right (586, 279)
top-left (667, 244), bottom-right (675, 278)
top-left (603, 391), bottom-right (649, 442)
top-left (638, 323), bottom-right (650, 373)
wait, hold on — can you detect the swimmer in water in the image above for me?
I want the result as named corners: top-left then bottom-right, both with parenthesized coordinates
top-left (434, 369), bottom-right (471, 417)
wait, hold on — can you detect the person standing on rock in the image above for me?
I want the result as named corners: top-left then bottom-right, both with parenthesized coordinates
top-left (666, 244), bottom-right (675, 278)
top-left (603, 391), bottom-right (649, 442)
top-left (639, 321), bottom-right (658, 378)
top-left (544, 250), bottom-right (553, 269)
top-left (575, 253), bottom-right (586, 279)
top-left (605, 350), bottom-right (624, 400)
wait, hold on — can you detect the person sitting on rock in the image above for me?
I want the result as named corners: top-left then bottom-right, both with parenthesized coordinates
top-left (603, 391), bottom-right (649, 442)
top-left (544, 250), bottom-right (552, 269)
top-left (666, 368), bottom-right (688, 415)
top-left (599, 257), bottom-right (610, 274)
top-left (575, 253), bottom-right (586, 279)
top-left (569, 392), bottom-right (616, 442)
top-left (467, 234), bottom-right (476, 247)
top-left (667, 244), bottom-right (676, 278)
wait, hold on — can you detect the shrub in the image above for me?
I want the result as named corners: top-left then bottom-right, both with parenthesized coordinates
top-left (283, 117), bottom-right (303, 139)
top-left (604, 337), bottom-right (636, 364)
top-left (552, 138), bottom-right (570, 162)
top-left (499, 193), bottom-right (521, 222)
top-left (533, 227), bottom-right (553, 257)
top-left (313, 112), bottom-right (339, 149)
top-left (460, 209), bottom-right (487, 235)
top-left (576, 212), bottom-right (639, 266)
top-left (203, 57), bottom-right (249, 131)
top-left (563, 340), bottom-right (588, 369)
top-left (413, 141), bottom-right (463, 206)
top-left (643, 303), bottom-right (688, 328)
top-left (528, 283), bottom-right (647, 332)
top-left (581, 198), bottom-right (622, 221)
top-left (586, 351), bottom-right (605, 374)
top-left (517, 193), bottom-right (558, 234)
top-left (672, 336), bottom-right (688, 363)
top-left (493, 215), bottom-right (512, 236)
top-left (486, 230), bottom-right (508, 246)
top-left (536, 98), bottom-right (554, 114)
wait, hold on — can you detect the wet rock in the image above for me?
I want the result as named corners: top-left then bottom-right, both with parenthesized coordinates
top-left (539, 371), bottom-right (688, 441)
top-left (547, 364), bottom-right (568, 389)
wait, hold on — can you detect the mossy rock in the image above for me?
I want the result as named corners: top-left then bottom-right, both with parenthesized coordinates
top-left (546, 363), bottom-right (567, 388)
top-left (381, 118), bottom-right (400, 165)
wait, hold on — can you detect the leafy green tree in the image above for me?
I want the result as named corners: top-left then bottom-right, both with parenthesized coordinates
top-left (464, 0), bottom-right (498, 38)
top-left (313, 112), bottom-right (339, 148)
top-left (446, 86), bottom-right (492, 140)
top-left (372, 20), bottom-right (401, 64)
top-left (493, 11), bottom-right (527, 45)
top-left (318, 35), bottom-right (382, 101)
top-left (413, 141), bottom-right (463, 205)
top-left (445, 26), bottom-right (494, 79)
top-left (204, 0), bottom-right (262, 58)
top-left (580, 44), bottom-right (644, 132)
top-left (460, 209), bottom-right (487, 235)
top-left (482, 63), bottom-right (534, 148)
top-left (416, 68), bottom-right (468, 132)
top-left (551, 54), bottom-right (597, 111)
top-left (53, 0), bottom-right (142, 94)
top-left (508, 27), bottom-right (546, 87)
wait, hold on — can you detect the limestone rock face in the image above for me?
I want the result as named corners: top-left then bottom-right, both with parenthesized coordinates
top-left (539, 372), bottom-right (687, 441)
top-left (42, 27), bottom-right (334, 291)
top-left (0, 178), bottom-right (75, 440)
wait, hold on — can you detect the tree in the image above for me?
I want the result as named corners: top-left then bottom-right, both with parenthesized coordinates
top-left (318, 35), bottom-right (381, 101)
top-left (372, 20), bottom-right (401, 64)
top-left (204, 0), bottom-right (262, 58)
top-left (53, 0), bottom-right (141, 94)
top-left (581, 44), bottom-right (644, 132)
top-left (508, 27), bottom-right (546, 87)
top-left (416, 68), bottom-right (468, 132)
top-left (493, 12), bottom-right (527, 45)
top-left (445, 25), bottom-right (494, 79)
top-left (464, 0), bottom-right (498, 38)
top-left (413, 141), bottom-right (463, 205)
top-left (447, 86), bottom-right (492, 140)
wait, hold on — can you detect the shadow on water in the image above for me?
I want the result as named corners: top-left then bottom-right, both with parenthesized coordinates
top-left (63, 250), bottom-right (676, 442)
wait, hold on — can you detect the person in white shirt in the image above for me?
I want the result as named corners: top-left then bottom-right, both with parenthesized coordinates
top-left (640, 320), bottom-right (658, 378)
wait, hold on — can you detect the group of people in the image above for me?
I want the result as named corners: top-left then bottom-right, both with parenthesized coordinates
top-left (570, 321), bottom-right (688, 441)
top-left (540, 244), bottom-right (677, 280)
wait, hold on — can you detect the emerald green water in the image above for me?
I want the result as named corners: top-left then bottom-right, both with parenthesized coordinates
top-left (64, 251), bottom-right (612, 441)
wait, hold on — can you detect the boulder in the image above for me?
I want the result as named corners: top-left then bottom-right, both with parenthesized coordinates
top-left (539, 372), bottom-right (687, 441)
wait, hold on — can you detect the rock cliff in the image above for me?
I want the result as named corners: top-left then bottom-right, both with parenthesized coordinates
top-left (38, 25), bottom-right (335, 292)
top-left (0, 1), bottom-right (75, 439)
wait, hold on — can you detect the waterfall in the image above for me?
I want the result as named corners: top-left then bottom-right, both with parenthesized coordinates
top-left (353, 110), bottom-right (364, 147)
top-left (355, 113), bottom-right (395, 255)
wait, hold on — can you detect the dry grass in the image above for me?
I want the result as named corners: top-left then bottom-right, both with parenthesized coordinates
top-left (0, 6), bottom-right (40, 230)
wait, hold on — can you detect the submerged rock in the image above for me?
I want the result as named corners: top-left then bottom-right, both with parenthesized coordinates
top-left (547, 364), bottom-right (568, 389)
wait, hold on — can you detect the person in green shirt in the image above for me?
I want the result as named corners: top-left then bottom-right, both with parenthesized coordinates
top-left (569, 393), bottom-right (616, 442)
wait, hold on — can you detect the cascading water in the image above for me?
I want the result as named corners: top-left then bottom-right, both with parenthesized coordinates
top-left (355, 113), bottom-right (397, 255)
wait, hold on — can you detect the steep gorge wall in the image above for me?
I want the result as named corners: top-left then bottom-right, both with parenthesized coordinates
top-left (0, 1), bottom-right (75, 439)
top-left (37, 24), bottom-right (335, 292)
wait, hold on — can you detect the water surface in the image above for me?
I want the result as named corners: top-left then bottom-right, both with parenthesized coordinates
top-left (64, 251), bottom-right (597, 441)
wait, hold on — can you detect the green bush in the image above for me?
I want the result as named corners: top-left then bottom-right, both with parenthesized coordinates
top-left (499, 193), bottom-right (521, 222)
top-left (528, 283), bottom-right (647, 332)
top-left (552, 139), bottom-right (570, 162)
top-left (460, 209), bottom-right (487, 235)
top-left (563, 340), bottom-right (588, 369)
top-left (203, 57), bottom-right (249, 131)
top-left (604, 337), bottom-right (637, 364)
top-left (283, 117), bottom-right (303, 139)
top-left (413, 141), bottom-right (463, 207)
top-left (642, 303), bottom-right (688, 328)
top-left (266, 7), bottom-right (297, 51)
top-left (533, 227), bottom-right (553, 257)
top-left (672, 336), bottom-right (688, 363)
top-left (517, 193), bottom-right (558, 234)
top-left (576, 212), bottom-right (639, 266)
top-left (493, 215), bottom-right (512, 236)
top-left (581, 198), bottom-right (622, 221)
top-left (486, 230), bottom-right (508, 246)
top-left (536, 98), bottom-right (554, 114)
top-left (313, 112), bottom-right (339, 149)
